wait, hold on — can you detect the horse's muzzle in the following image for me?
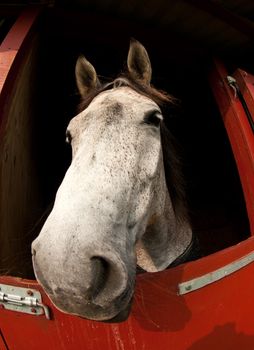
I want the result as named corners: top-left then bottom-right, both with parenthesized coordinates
top-left (32, 240), bottom-right (135, 321)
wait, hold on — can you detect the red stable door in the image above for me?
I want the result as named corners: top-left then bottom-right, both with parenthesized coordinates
top-left (0, 331), bottom-right (8, 350)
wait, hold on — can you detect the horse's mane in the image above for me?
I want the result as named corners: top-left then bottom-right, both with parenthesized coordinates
top-left (77, 74), bottom-right (188, 222)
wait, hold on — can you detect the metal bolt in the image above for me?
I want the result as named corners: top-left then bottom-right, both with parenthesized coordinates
top-left (31, 308), bottom-right (37, 314)
top-left (185, 285), bottom-right (192, 291)
top-left (27, 290), bottom-right (34, 296)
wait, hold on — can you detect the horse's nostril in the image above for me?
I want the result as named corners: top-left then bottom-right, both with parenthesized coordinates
top-left (88, 255), bottom-right (129, 307)
top-left (89, 257), bottom-right (109, 299)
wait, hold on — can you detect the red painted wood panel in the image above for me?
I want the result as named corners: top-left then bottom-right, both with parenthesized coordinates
top-left (1, 237), bottom-right (254, 349)
top-left (209, 59), bottom-right (254, 235)
top-left (0, 6), bottom-right (41, 89)
top-left (0, 6), bottom-right (41, 134)
top-left (0, 330), bottom-right (8, 350)
top-left (233, 68), bottom-right (254, 124)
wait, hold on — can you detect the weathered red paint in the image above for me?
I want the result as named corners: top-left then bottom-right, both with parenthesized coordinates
top-left (1, 7), bottom-right (254, 350)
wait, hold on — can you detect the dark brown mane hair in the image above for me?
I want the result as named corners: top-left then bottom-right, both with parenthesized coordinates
top-left (77, 73), bottom-right (188, 221)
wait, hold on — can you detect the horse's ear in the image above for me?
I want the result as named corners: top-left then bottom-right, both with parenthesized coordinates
top-left (127, 39), bottom-right (152, 85)
top-left (75, 55), bottom-right (100, 97)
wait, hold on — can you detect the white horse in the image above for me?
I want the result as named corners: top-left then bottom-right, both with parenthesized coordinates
top-left (32, 40), bottom-right (193, 322)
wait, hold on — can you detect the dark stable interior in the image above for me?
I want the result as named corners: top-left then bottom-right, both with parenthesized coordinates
top-left (28, 9), bottom-right (250, 274)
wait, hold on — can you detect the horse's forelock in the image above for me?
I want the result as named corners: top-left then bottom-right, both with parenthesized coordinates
top-left (77, 74), bottom-right (176, 114)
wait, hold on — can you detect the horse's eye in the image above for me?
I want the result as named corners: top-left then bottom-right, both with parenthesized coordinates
top-left (143, 111), bottom-right (162, 127)
top-left (65, 130), bottom-right (72, 144)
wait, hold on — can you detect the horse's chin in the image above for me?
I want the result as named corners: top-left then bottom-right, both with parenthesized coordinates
top-left (44, 288), bottom-right (133, 322)
top-left (99, 300), bottom-right (132, 323)
top-left (73, 300), bottom-right (132, 323)
top-left (52, 299), bottom-right (132, 322)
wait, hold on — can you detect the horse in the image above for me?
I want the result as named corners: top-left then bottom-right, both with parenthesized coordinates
top-left (32, 39), bottom-right (194, 322)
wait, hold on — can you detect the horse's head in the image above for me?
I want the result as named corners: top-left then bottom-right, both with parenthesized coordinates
top-left (32, 40), bottom-right (192, 321)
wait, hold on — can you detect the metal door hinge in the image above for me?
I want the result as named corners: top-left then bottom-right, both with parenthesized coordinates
top-left (227, 75), bottom-right (254, 132)
top-left (227, 76), bottom-right (239, 98)
top-left (0, 284), bottom-right (50, 319)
